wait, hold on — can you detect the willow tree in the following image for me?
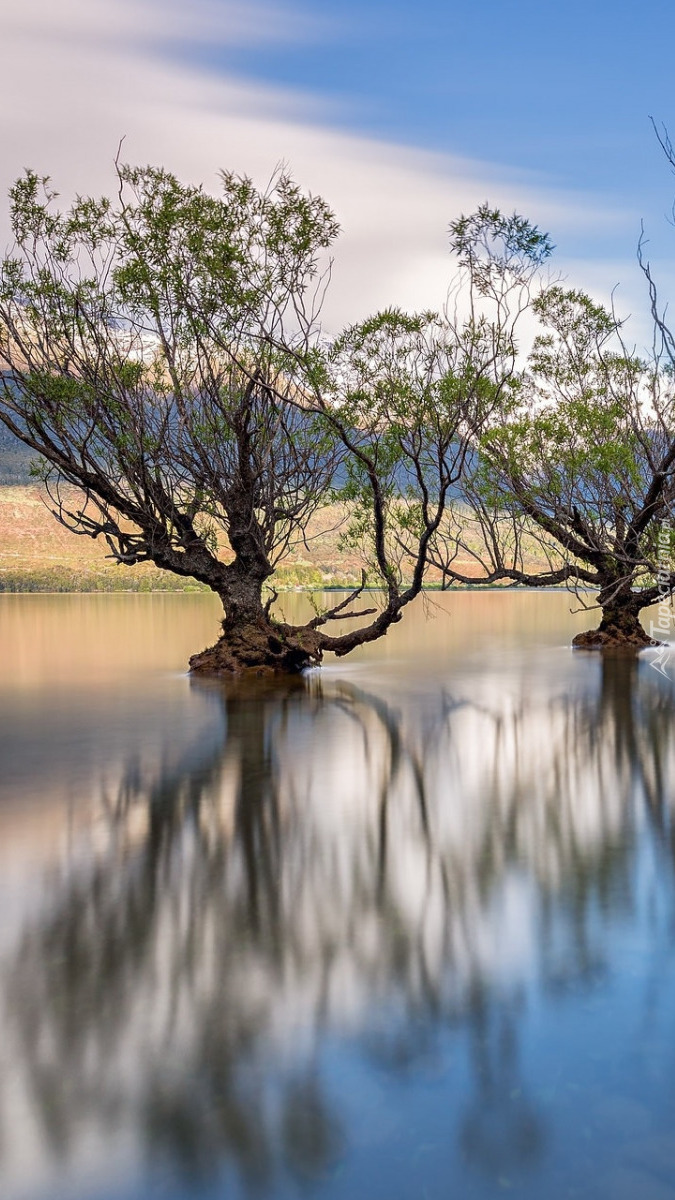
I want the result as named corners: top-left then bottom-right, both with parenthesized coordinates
top-left (0, 166), bottom-right (545, 672)
top-left (429, 284), bottom-right (675, 648)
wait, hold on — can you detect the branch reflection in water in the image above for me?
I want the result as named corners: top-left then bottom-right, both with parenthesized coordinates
top-left (3, 655), bottom-right (675, 1199)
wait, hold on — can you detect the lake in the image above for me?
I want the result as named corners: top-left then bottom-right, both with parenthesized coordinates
top-left (1, 591), bottom-right (675, 1200)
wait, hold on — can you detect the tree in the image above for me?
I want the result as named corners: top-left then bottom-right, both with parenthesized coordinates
top-left (428, 269), bottom-right (675, 648)
top-left (0, 165), bottom-right (542, 673)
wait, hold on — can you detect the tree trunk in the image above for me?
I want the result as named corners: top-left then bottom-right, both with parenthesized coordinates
top-left (188, 563), bottom-right (325, 675)
top-left (572, 596), bottom-right (657, 650)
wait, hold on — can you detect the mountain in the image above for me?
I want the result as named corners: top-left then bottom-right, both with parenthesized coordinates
top-left (0, 427), bottom-right (34, 484)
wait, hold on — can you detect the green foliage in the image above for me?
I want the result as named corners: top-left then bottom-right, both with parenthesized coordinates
top-left (450, 204), bottom-right (554, 295)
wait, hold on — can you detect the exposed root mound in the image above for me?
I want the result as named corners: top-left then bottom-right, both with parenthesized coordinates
top-left (189, 619), bottom-right (324, 676)
top-left (572, 625), bottom-right (658, 651)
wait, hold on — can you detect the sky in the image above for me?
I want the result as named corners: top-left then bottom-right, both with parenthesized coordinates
top-left (2, 0), bottom-right (675, 337)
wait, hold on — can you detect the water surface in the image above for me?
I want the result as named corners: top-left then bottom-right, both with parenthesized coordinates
top-left (1, 591), bottom-right (675, 1200)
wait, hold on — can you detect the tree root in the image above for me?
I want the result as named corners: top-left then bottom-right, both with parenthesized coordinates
top-left (189, 619), bottom-right (324, 675)
top-left (572, 624), bottom-right (658, 651)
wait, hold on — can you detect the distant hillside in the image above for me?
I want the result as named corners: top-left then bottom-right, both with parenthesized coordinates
top-left (0, 428), bottom-right (34, 484)
top-left (0, 485), bottom-right (366, 592)
top-left (0, 483), bottom-right (556, 594)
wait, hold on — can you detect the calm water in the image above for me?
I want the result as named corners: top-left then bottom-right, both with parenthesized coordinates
top-left (1, 591), bottom-right (675, 1200)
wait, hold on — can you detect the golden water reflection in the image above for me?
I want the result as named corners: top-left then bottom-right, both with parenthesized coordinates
top-left (0, 588), bottom-right (594, 688)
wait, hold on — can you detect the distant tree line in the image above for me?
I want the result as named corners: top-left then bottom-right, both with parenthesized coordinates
top-left (1, 154), bottom-right (675, 671)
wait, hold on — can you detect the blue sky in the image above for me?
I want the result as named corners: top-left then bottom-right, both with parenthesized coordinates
top-left (2, 0), bottom-right (675, 333)
top-left (204, 0), bottom-right (673, 201)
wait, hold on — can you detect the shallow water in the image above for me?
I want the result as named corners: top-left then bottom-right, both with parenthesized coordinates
top-left (1, 591), bottom-right (675, 1200)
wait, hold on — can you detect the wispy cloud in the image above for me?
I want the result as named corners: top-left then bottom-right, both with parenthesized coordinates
top-left (0, 0), bottom-right (643, 330)
top-left (2, 0), bottom-right (330, 49)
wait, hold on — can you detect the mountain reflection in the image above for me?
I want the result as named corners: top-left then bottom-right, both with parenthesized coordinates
top-left (3, 657), bottom-right (675, 1198)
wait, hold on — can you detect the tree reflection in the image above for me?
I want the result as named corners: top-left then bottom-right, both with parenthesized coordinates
top-left (460, 999), bottom-right (544, 1179)
top-left (3, 657), bottom-right (675, 1196)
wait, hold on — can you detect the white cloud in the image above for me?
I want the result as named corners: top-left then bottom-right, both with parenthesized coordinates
top-left (0, 0), bottom-right (642, 331)
top-left (2, 0), bottom-right (329, 50)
